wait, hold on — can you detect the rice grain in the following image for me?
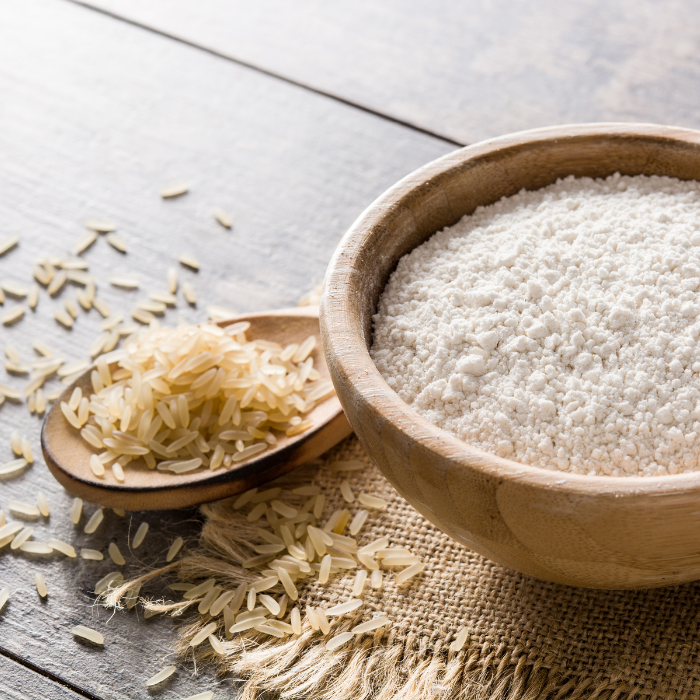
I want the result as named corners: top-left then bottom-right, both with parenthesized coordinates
top-left (184, 578), bottom-right (216, 600)
top-left (190, 622), bottom-right (217, 647)
top-left (8, 502), bottom-right (40, 519)
top-left (229, 583), bottom-right (247, 615)
top-left (229, 617), bottom-right (265, 633)
top-left (0, 458), bottom-right (28, 477)
top-left (160, 184), bottom-right (189, 198)
top-left (35, 572), bottom-right (47, 597)
top-left (352, 569), bottom-right (368, 597)
top-left (36, 492), bottom-right (49, 517)
top-left (106, 233), bottom-right (127, 253)
top-left (209, 589), bottom-right (236, 617)
top-left (84, 508), bottom-right (104, 534)
top-left (1, 280), bottom-right (29, 298)
top-left (32, 340), bottom-right (53, 357)
top-left (64, 298), bottom-right (78, 319)
top-left (198, 585), bottom-right (222, 614)
top-left (93, 298), bottom-right (110, 317)
top-left (395, 562), bottom-right (426, 585)
top-left (146, 665), bottom-right (176, 686)
top-left (340, 480), bottom-right (355, 504)
top-left (132, 522), bottom-right (149, 549)
top-left (47, 539), bottom-right (76, 557)
top-left (208, 634), bottom-right (225, 654)
top-left (70, 498), bottom-right (83, 524)
top-left (0, 587), bottom-right (9, 613)
top-left (21, 541), bottom-right (52, 554)
top-left (74, 231), bottom-right (97, 255)
top-left (357, 493), bottom-right (388, 510)
top-left (290, 606), bottom-right (302, 634)
top-left (108, 542), bottom-right (126, 565)
top-left (94, 571), bottom-right (124, 594)
top-left (110, 275), bottom-right (139, 289)
top-left (450, 626), bottom-right (470, 652)
top-left (0, 235), bottom-right (19, 256)
top-left (326, 631), bottom-right (354, 651)
top-left (166, 536), bottom-right (184, 562)
top-left (183, 282), bottom-right (197, 304)
top-left (0, 522), bottom-right (23, 540)
top-left (2, 306), bottom-right (25, 325)
top-left (72, 625), bottom-right (104, 644)
top-left (326, 599), bottom-right (363, 618)
top-left (11, 527), bottom-right (34, 549)
top-left (54, 309), bottom-right (73, 329)
top-left (178, 254), bottom-right (200, 270)
top-left (85, 220), bottom-right (117, 233)
top-left (89, 454), bottom-right (105, 477)
top-left (214, 208), bottom-right (232, 228)
top-left (353, 616), bottom-right (390, 635)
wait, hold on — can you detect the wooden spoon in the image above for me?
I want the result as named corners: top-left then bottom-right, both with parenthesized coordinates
top-left (41, 307), bottom-right (352, 510)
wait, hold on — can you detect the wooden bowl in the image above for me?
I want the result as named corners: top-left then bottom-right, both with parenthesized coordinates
top-left (321, 123), bottom-right (700, 590)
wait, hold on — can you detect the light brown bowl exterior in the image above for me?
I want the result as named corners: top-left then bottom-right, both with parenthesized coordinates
top-left (321, 123), bottom-right (700, 590)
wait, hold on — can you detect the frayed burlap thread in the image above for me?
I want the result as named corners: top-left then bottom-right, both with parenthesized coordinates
top-left (106, 436), bottom-right (700, 700)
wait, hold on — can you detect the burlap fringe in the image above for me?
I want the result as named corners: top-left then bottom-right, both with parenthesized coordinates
top-left (168, 618), bottom-right (635, 700)
top-left (103, 511), bottom-right (641, 700)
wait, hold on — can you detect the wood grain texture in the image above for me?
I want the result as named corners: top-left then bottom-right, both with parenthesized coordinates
top-left (0, 654), bottom-right (88, 700)
top-left (43, 307), bottom-right (352, 510)
top-left (322, 123), bottom-right (700, 590)
top-left (0, 0), bottom-right (450, 696)
top-left (78, 0), bottom-right (700, 144)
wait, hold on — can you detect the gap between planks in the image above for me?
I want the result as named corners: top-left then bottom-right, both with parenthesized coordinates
top-left (61, 0), bottom-right (465, 148)
top-left (0, 644), bottom-right (102, 700)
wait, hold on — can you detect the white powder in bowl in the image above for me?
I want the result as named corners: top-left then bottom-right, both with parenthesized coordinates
top-left (371, 173), bottom-right (700, 477)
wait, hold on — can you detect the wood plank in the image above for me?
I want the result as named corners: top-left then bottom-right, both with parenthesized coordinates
top-left (78, 0), bottom-right (700, 145)
top-left (0, 0), bottom-right (452, 697)
top-left (0, 653), bottom-right (88, 700)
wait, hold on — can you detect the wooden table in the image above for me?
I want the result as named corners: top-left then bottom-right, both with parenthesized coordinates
top-left (2, 1), bottom-right (699, 696)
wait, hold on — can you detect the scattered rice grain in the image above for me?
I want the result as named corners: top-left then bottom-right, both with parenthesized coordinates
top-left (36, 492), bottom-right (48, 516)
top-left (72, 625), bottom-right (104, 644)
top-left (74, 231), bottom-right (97, 255)
top-left (182, 282), bottom-right (196, 304)
top-left (178, 254), bottom-right (200, 270)
top-left (166, 536), bottom-right (184, 562)
top-left (160, 184), bottom-right (189, 198)
top-left (2, 306), bottom-right (24, 325)
top-left (132, 522), bottom-right (149, 549)
top-left (84, 508), bottom-right (104, 534)
top-left (0, 235), bottom-right (19, 256)
top-left (146, 665), bottom-right (176, 687)
top-left (450, 626), bottom-right (470, 652)
top-left (214, 208), bottom-right (232, 228)
top-left (108, 542), bottom-right (126, 565)
top-left (106, 233), bottom-right (127, 253)
top-left (70, 498), bottom-right (83, 524)
top-left (85, 220), bottom-right (116, 233)
top-left (190, 622), bottom-right (217, 647)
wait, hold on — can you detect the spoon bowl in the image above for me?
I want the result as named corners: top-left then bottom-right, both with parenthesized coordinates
top-left (42, 306), bottom-right (352, 510)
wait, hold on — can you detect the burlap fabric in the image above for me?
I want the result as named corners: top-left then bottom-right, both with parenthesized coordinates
top-left (111, 436), bottom-right (700, 700)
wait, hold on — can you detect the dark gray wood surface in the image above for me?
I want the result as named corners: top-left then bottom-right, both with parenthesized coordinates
top-left (0, 0), bottom-right (452, 697)
top-left (75, 0), bottom-right (700, 145)
top-left (0, 654), bottom-right (87, 700)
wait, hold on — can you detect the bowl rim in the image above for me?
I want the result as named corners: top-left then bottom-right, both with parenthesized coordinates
top-left (321, 121), bottom-right (700, 499)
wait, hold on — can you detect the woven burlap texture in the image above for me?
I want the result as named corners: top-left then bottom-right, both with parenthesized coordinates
top-left (111, 436), bottom-right (700, 700)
